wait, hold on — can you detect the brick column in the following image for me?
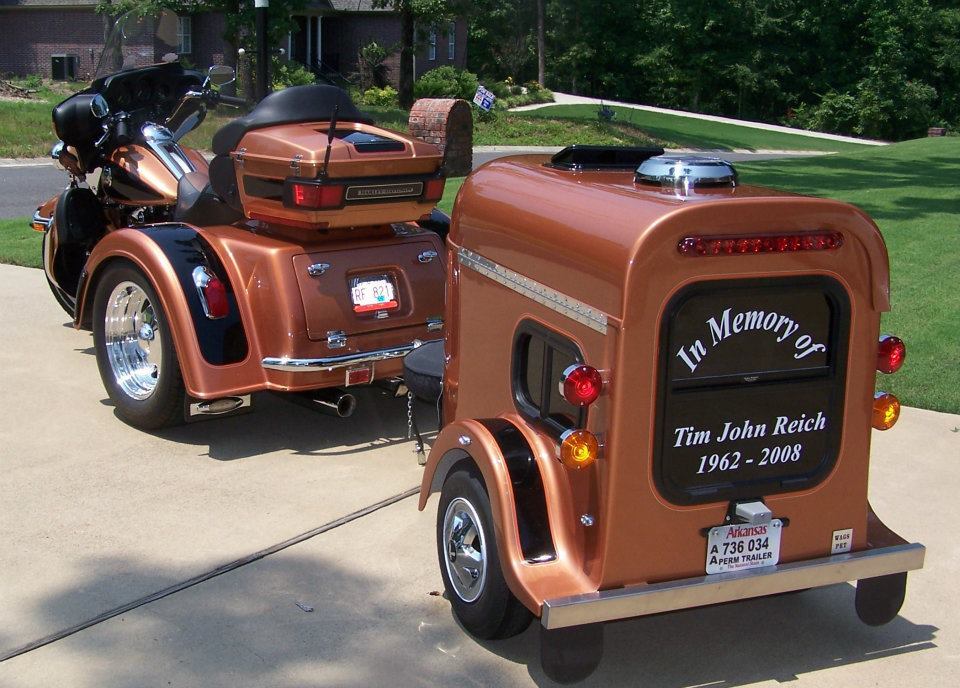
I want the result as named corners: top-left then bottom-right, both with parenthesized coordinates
top-left (408, 98), bottom-right (473, 176)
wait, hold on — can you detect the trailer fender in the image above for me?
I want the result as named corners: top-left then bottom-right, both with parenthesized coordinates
top-left (75, 224), bottom-right (248, 396)
top-left (420, 417), bottom-right (557, 612)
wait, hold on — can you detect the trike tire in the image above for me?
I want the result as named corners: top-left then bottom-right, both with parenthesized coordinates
top-left (93, 262), bottom-right (185, 430)
top-left (437, 467), bottom-right (533, 640)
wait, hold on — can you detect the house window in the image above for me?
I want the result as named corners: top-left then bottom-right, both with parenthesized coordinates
top-left (428, 29), bottom-right (436, 60)
top-left (447, 22), bottom-right (455, 60)
top-left (177, 16), bottom-right (192, 55)
top-left (512, 321), bottom-right (585, 438)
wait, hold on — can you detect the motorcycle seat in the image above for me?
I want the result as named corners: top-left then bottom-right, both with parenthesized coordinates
top-left (211, 84), bottom-right (373, 156)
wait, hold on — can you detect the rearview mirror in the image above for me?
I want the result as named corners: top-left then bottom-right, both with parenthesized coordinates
top-left (207, 65), bottom-right (236, 87)
top-left (90, 93), bottom-right (110, 118)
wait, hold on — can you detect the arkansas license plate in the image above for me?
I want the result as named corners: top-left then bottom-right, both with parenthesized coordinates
top-left (351, 276), bottom-right (397, 313)
top-left (706, 520), bottom-right (782, 574)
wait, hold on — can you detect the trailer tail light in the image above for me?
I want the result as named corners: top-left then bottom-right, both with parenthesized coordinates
top-left (872, 392), bottom-right (900, 430)
top-left (289, 182), bottom-right (345, 209)
top-left (877, 335), bottom-right (906, 374)
top-left (677, 231), bottom-right (844, 257)
top-left (192, 266), bottom-right (229, 320)
top-left (559, 429), bottom-right (599, 469)
top-left (423, 177), bottom-right (446, 202)
top-left (560, 364), bottom-right (604, 406)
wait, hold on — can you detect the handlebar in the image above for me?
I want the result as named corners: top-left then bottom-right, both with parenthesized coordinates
top-left (216, 94), bottom-right (246, 108)
top-left (114, 118), bottom-right (131, 145)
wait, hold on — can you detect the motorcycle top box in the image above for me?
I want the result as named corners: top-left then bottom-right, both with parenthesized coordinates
top-left (214, 92), bottom-right (445, 229)
top-left (34, 9), bottom-right (447, 431)
top-left (415, 147), bottom-right (923, 682)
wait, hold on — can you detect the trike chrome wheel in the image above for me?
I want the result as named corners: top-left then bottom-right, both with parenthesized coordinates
top-left (93, 263), bottom-right (185, 430)
top-left (103, 280), bottom-right (163, 400)
top-left (442, 496), bottom-right (488, 603)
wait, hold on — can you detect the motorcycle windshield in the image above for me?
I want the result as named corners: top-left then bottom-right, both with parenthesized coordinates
top-left (93, 10), bottom-right (180, 81)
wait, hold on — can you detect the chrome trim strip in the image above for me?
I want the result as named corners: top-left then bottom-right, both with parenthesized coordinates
top-left (540, 542), bottom-right (925, 629)
top-left (457, 247), bottom-right (608, 334)
top-left (262, 339), bottom-right (440, 372)
top-left (32, 210), bottom-right (53, 229)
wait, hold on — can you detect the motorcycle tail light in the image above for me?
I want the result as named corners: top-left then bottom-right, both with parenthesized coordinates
top-left (192, 266), bottom-right (229, 320)
top-left (877, 335), bottom-right (906, 374)
top-left (678, 231), bottom-right (844, 256)
top-left (423, 177), bottom-right (446, 202)
top-left (872, 392), bottom-right (900, 430)
top-left (560, 364), bottom-right (603, 406)
top-left (559, 429), bottom-right (600, 469)
top-left (287, 181), bottom-right (345, 209)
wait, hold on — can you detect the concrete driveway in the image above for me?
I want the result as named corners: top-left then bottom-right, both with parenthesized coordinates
top-left (1, 262), bottom-right (957, 687)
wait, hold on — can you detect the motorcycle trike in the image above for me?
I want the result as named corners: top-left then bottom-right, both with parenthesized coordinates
top-left (34, 11), bottom-right (448, 430)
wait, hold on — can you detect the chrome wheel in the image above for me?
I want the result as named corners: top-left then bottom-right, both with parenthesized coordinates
top-left (103, 280), bottom-right (163, 400)
top-left (442, 496), bottom-right (488, 603)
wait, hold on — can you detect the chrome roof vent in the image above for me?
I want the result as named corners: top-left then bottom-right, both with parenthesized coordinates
top-left (635, 155), bottom-right (738, 191)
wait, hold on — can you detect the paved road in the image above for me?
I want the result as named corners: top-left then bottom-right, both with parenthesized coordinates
top-left (0, 163), bottom-right (65, 220)
top-left (0, 261), bottom-right (957, 687)
top-left (1, 148), bottom-right (823, 221)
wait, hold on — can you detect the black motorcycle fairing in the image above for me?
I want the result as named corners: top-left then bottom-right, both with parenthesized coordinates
top-left (52, 187), bottom-right (107, 296)
top-left (211, 84), bottom-right (373, 156)
top-left (52, 92), bottom-right (102, 171)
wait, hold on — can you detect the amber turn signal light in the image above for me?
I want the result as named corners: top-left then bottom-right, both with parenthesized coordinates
top-left (877, 335), bottom-right (906, 374)
top-left (872, 391), bottom-right (900, 430)
top-left (559, 429), bottom-right (600, 469)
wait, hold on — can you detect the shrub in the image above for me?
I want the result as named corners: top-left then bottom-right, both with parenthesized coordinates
top-left (362, 85), bottom-right (398, 107)
top-left (21, 74), bottom-right (43, 89)
top-left (414, 66), bottom-right (479, 100)
top-left (357, 41), bottom-right (393, 90)
top-left (271, 60), bottom-right (315, 91)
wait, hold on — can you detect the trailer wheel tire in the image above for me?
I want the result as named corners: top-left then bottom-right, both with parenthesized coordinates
top-left (93, 263), bottom-right (185, 430)
top-left (437, 467), bottom-right (533, 640)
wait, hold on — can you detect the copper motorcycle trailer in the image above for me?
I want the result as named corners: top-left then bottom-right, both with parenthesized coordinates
top-left (412, 148), bottom-right (925, 682)
top-left (34, 11), bottom-right (448, 431)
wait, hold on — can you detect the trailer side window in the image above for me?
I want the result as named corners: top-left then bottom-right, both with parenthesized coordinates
top-left (513, 322), bottom-right (585, 438)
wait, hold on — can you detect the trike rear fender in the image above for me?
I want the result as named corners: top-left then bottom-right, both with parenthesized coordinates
top-left (420, 417), bottom-right (594, 615)
top-left (75, 224), bottom-right (251, 398)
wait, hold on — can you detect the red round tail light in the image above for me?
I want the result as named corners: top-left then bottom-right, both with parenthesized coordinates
top-left (560, 364), bottom-right (603, 406)
top-left (877, 335), bottom-right (906, 374)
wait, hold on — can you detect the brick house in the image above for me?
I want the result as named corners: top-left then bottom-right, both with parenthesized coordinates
top-left (0, 0), bottom-right (466, 87)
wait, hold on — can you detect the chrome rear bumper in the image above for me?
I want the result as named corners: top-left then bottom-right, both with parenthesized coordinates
top-left (262, 340), bottom-right (437, 373)
top-left (540, 542), bottom-right (925, 630)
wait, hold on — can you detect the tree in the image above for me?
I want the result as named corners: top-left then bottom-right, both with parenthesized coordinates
top-left (373, 0), bottom-right (469, 108)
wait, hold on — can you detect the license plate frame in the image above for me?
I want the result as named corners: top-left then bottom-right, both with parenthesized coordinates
top-left (350, 274), bottom-right (398, 313)
top-left (706, 519), bottom-right (782, 575)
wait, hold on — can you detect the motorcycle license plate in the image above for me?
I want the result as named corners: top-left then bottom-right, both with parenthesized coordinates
top-left (351, 275), bottom-right (397, 313)
top-left (706, 520), bottom-right (782, 574)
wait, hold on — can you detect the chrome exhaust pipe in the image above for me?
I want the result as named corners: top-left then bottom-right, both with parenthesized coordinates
top-left (308, 388), bottom-right (357, 418)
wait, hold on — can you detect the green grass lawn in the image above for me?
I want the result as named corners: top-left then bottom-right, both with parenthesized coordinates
top-left (737, 138), bottom-right (960, 413)
top-left (522, 104), bottom-right (871, 153)
top-left (0, 218), bottom-right (42, 268)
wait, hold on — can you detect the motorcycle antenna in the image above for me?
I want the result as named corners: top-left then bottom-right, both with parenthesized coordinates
top-left (320, 105), bottom-right (340, 180)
